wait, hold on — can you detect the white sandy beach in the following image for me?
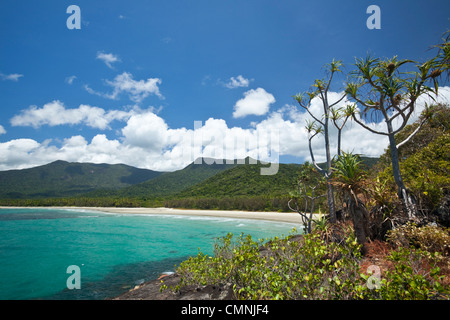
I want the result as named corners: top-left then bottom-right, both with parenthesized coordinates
top-left (1, 206), bottom-right (322, 224)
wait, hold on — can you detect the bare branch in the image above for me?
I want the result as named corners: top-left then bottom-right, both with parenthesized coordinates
top-left (295, 93), bottom-right (325, 126)
top-left (391, 107), bottom-right (416, 135)
top-left (396, 119), bottom-right (426, 149)
top-left (308, 131), bottom-right (326, 174)
top-left (351, 113), bottom-right (389, 136)
top-left (306, 108), bottom-right (325, 126)
top-left (329, 92), bottom-right (347, 108)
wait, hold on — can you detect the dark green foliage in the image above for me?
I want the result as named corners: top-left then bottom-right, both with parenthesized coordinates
top-left (163, 160), bottom-right (308, 212)
top-left (289, 162), bottom-right (327, 233)
top-left (165, 196), bottom-right (291, 212)
top-left (0, 160), bottom-right (161, 199)
top-left (318, 156), bottom-right (379, 172)
top-left (0, 157), bottom-right (303, 211)
top-left (376, 120), bottom-right (449, 214)
top-left (0, 196), bottom-right (164, 208)
top-left (0, 156), bottom-right (378, 211)
top-left (333, 152), bottom-right (370, 251)
top-left (375, 103), bottom-right (450, 169)
top-left (401, 134), bottom-right (450, 209)
top-left (87, 157), bottom-right (238, 198)
top-left (175, 161), bottom-right (301, 199)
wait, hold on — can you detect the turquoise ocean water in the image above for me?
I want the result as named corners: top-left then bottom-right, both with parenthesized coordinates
top-left (0, 208), bottom-right (299, 300)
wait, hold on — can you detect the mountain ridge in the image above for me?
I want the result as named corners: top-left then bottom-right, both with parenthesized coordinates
top-left (0, 156), bottom-right (379, 202)
top-left (0, 160), bottom-right (162, 199)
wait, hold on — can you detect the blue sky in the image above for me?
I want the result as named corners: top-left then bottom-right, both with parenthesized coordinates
top-left (0, 0), bottom-right (449, 171)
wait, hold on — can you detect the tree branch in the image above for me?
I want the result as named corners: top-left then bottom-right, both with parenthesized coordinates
top-left (391, 107), bottom-right (416, 135)
top-left (351, 114), bottom-right (389, 136)
top-left (396, 118), bottom-right (426, 148)
top-left (297, 98), bottom-right (325, 126)
top-left (329, 92), bottom-right (347, 108)
top-left (325, 70), bottom-right (335, 94)
top-left (308, 132), bottom-right (326, 174)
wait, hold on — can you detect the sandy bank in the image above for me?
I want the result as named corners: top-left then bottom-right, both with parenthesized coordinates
top-left (0, 206), bottom-right (322, 224)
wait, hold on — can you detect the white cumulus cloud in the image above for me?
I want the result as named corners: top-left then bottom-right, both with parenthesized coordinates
top-left (0, 125), bottom-right (5, 135)
top-left (10, 100), bottom-right (138, 130)
top-left (122, 112), bottom-right (169, 151)
top-left (1, 87), bottom-right (449, 172)
top-left (233, 88), bottom-right (276, 118)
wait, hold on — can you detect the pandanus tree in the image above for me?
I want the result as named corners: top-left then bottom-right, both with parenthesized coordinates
top-left (433, 31), bottom-right (449, 80)
top-left (332, 152), bottom-right (369, 253)
top-left (294, 59), bottom-right (348, 223)
top-left (345, 53), bottom-right (445, 219)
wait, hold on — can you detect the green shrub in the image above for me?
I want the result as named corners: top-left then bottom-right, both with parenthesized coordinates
top-left (375, 248), bottom-right (447, 299)
top-left (170, 227), bottom-right (370, 300)
top-left (166, 226), bottom-right (450, 300)
top-left (387, 222), bottom-right (450, 256)
top-left (377, 133), bottom-right (450, 213)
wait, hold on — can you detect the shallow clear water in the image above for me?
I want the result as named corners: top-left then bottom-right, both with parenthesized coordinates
top-left (0, 208), bottom-right (299, 300)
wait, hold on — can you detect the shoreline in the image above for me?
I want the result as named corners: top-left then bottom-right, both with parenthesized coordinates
top-left (0, 206), bottom-right (322, 224)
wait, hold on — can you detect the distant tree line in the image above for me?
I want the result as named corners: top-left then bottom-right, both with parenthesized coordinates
top-left (164, 196), bottom-right (297, 212)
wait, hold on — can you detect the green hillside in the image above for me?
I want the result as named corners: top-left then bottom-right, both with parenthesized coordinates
top-left (0, 156), bottom-right (380, 210)
top-left (175, 161), bottom-right (302, 198)
top-left (86, 157), bottom-right (239, 198)
top-left (0, 160), bottom-right (162, 199)
top-left (160, 161), bottom-right (304, 212)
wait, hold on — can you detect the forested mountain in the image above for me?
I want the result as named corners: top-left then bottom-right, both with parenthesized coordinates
top-left (0, 156), bottom-right (379, 207)
top-left (0, 160), bottom-right (161, 198)
top-left (86, 157), bottom-right (239, 198)
top-left (175, 162), bottom-right (301, 198)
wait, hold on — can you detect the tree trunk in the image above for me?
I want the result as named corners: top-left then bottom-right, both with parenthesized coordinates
top-left (350, 199), bottom-right (369, 254)
top-left (308, 188), bottom-right (315, 233)
top-left (326, 179), bottom-right (336, 223)
top-left (387, 130), bottom-right (417, 219)
top-left (337, 128), bottom-right (342, 157)
top-left (324, 110), bottom-right (337, 223)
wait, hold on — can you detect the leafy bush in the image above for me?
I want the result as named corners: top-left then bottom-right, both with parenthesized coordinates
top-left (169, 227), bottom-right (371, 300)
top-left (401, 133), bottom-right (450, 210)
top-left (164, 223), bottom-right (450, 300)
top-left (387, 222), bottom-right (450, 256)
top-left (376, 129), bottom-right (450, 215)
top-left (372, 248), bottom-right (447, 300)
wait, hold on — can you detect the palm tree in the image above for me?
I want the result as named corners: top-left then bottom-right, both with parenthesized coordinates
top-left (332, 152), bottom-right (370, 253)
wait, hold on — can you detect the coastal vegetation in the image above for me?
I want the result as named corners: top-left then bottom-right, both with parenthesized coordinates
top-left (165, 222), bottom-right (448, 300)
